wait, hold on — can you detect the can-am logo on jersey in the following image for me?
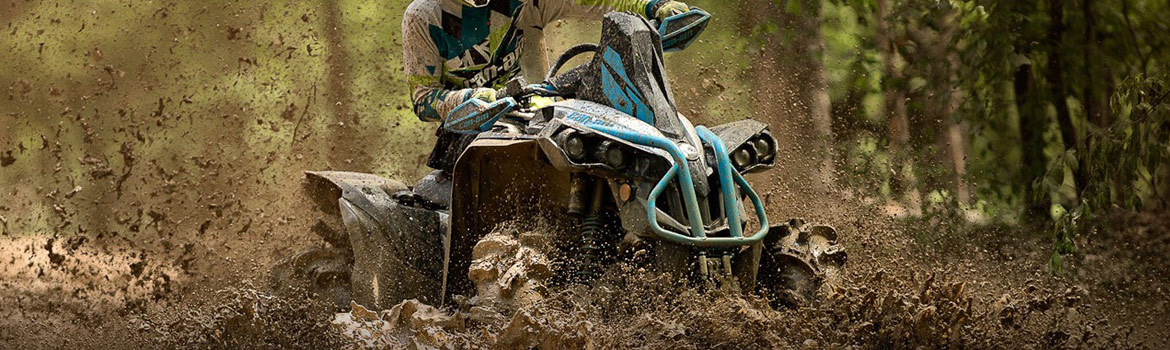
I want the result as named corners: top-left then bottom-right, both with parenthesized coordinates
top-left (464, 42), bottom-right (522, 88)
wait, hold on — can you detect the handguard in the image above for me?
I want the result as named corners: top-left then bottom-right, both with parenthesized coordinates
top-left (658, 8), bottom-right (710, 52)
top-left (443, 97), bottom-right (517, 134)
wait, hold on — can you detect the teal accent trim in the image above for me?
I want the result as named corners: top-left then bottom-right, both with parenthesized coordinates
top-left (645, 0), bottom-right (663, 17)
top-left (695, 126), bottom-right (770, 240)
top-left (658, 8), bottom-right (710, 52)
top-left (600, 47), bottom-right (653, 124)
top-left (587, 124), bottom-right (770, 247)
top-left (443, 97), bottom-right (516, 134)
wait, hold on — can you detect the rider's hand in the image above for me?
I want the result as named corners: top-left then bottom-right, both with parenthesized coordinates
top-left (653, 1), bottom-right (689, 21)
top-left (468, 88), bottom-right (497, 103)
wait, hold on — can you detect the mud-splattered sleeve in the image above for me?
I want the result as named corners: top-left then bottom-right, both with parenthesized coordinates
top-left (402, 5), bottom-right (480, 122)
top-left (530, 0), bottom-right (655, 23)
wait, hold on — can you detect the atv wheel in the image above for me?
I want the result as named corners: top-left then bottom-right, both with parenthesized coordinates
top-left (270, 246), bottom-right (353, 310)
top-left (757, 219), bottom-right (846, 306)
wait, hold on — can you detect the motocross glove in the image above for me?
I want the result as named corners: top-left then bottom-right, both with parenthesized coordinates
top-left (467, 88), bottom-right (497, 103)
top-left (648, 0), bottom-right (689, 21)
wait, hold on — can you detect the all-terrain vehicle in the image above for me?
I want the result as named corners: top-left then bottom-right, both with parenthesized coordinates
top-left (280, 8), bottom-right (845, 310)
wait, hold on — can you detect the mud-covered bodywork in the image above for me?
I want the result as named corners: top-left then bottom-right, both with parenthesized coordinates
top-left (303, 171), bottom-right (448, 308)
top-left (300, 9), bottom-right (844, 307)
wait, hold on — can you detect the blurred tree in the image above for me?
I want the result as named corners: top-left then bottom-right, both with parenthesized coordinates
top-left (746, 0), bottom-right (837, 190)
top-left (875, 0), bottom-right (919, 212)
top-left (323, 0), bottom-right (371, 170)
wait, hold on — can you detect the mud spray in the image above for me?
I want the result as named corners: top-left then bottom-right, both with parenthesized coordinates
top-left (129, 211), bottom-right (1167, 349)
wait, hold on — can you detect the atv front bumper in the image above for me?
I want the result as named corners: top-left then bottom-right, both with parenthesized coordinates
top-left (592, 125), bottom-right (769, 247)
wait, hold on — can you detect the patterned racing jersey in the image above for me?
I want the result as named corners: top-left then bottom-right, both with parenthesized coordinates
top-left (402, 0), bottom-right (659, 122)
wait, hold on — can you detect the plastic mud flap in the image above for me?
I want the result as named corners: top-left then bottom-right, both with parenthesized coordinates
top-left (304, 171), bottom-right (448, 308)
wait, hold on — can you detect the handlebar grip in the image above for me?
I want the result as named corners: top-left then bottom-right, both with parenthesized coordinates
top-left (497, 76), bottom-right (529, 99)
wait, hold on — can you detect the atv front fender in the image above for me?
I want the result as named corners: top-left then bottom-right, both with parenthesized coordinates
top-left (303, 171), bottom-right (448, 308)
top-left (707, 119), bottom-right (775, 173)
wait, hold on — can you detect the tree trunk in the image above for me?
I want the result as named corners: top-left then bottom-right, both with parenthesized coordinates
top-left (776, 0), bottom-right (835, 187)
top-left (1047, 0), bottom-right (1076, 159)
top-left (805, 5), bottom-right (835, 186)
top-left (732, 0), bottom-right (837, 217)
top-left (1048, 0), bottom-right (1088, 202)
top-left (1014, 63), bottom-right (1049, 214)
top-left (1081, 0), bottom-right (1101, 127)
top-left (943, 53), bottom-right (970, 204)
top-left (1078, 0), bottom-right (1102, 196)
top-left (877, 0), bottom-right (921, 213)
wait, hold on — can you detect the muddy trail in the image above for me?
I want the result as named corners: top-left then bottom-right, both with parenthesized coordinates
top-left (3, 172), bottom-right (1167, 349)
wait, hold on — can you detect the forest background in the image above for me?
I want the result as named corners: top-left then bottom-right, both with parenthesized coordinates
top-left (4, 0), bottom-right (1167, 268)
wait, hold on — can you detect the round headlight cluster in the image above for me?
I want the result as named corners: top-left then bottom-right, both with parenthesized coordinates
top-left (556, 129), bottom-right (629, 170)
top-left (731, 134), bottom-right (775, 170)
top-left (753, 138), bottom-right (773, 160)
top-left (732, 147), bottom-right (755, 170)
top-left (595, 140), bottom-right (628, 169)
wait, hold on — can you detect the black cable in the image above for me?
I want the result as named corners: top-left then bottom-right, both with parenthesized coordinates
top-left (545, 43), bottom-right (598, 81)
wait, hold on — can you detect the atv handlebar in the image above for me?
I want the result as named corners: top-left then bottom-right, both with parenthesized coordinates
top-left (445, 8), bottom-right (710, 135)
top-left (542, 8), bottom-right (710, 83)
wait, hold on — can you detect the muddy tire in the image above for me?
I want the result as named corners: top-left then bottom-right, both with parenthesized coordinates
top-left (757, 219), bottom-right (846, 307)
top-left (270, 246), bottom-right (353, 310)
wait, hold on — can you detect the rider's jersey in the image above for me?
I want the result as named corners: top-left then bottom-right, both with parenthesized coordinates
top-left (403, 0), bottom-right (655, 122)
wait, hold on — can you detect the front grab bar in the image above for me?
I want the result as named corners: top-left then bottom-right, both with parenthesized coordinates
top-left (589, 124), bottom-right (769, 247)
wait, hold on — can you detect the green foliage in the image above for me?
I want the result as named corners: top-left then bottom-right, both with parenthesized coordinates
top-left (820, 0), bottom-right (1170, 272)
top-left (1048, 200), bottom-right (1084, 274)
top-left (1044, 71), bottom-right (1170, 271)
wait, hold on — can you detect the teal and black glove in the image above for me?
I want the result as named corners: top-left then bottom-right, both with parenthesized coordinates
top-left (647, 0), bottom-right (689, 21)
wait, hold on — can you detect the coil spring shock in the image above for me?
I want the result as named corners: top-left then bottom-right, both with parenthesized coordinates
top-left (575, 215), bottom-right (603, 281)
top-left (572, 177), bottom-right (607, 282)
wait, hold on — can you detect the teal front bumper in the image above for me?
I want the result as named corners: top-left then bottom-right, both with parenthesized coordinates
top-left (591, 125), bottom-right (769, 247)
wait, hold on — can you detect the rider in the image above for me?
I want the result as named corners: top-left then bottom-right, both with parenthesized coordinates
top-left (403, 0), bottom-right (690, 206)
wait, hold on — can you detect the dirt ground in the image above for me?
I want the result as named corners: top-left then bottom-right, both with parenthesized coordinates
top-left (2, 159), bottom-right (1167, 349)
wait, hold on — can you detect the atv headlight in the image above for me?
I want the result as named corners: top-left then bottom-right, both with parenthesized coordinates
top-left (732, 146), bottom-right (756, 170)
top-left (557, 129), bottom-right (587, 161)
top-left (752, 136), bottom-right (774, 161)
top-left (595, 140), bottom-right (628, 169)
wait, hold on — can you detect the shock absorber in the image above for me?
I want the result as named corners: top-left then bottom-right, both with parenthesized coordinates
top-left (574, 177), bottom-right (607, 282)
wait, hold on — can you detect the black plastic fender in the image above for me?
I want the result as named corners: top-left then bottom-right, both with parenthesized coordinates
top-left (707, 119), bottom-right (776, 173)
top-left (303, 171), bottom-right (449, 308)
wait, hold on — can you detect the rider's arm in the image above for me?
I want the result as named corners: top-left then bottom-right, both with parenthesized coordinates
top-left (532, 0), bottom-right (688, 22)
top-left (402, 6), bottom-right (495, 122)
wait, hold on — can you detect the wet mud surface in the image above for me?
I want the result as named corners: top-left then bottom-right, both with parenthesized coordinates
top-left (3, 191), bottom-right (1167, 349)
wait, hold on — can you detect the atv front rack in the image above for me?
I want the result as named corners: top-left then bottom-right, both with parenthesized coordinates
top-left (591, 125), bottom-right (769, 247)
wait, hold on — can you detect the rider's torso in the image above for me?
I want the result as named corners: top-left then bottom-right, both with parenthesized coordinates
top-left (411, 0), bottom-right (528, 89)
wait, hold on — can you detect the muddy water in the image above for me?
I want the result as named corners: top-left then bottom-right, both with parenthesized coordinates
top-left (2, 149), bottom-right (1166, 349)
top-left (317, 215), bottom-right (1164, 349)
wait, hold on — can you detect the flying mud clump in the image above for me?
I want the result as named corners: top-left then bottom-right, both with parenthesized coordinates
top-left (332, 227), bottom-right (562, 348)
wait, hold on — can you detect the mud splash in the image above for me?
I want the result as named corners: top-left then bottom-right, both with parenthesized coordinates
top-left (5, 203), bottom-right (1165, 349)
top-left (308, 223), bottom-right (1155, 349)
